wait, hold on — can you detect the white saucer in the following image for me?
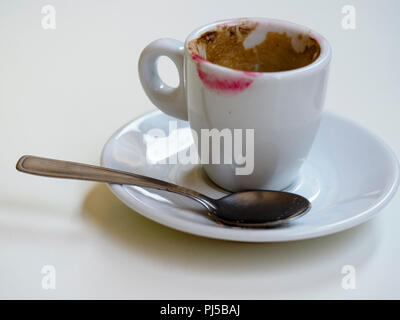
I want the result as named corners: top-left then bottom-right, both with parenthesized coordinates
top-left (101, 110), bottom-right (399, 242)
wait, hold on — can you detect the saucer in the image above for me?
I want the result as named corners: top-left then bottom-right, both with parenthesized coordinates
top-left (101, 110), bottom-right (399, 242)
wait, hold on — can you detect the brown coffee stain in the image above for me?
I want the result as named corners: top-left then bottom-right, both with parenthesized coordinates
top-left (189, 21), bottom-right (321, 72)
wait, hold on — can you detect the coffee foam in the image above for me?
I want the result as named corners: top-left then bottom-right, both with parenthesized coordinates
top-left (189, 20), bottom-right (320, 73)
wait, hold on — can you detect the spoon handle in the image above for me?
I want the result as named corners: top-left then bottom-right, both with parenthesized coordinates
top-left (16, 155), bottom-right (216, 211)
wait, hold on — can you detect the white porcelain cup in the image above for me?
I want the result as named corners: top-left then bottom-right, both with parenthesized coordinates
top-left (139, 18), bottom-right (331, 191)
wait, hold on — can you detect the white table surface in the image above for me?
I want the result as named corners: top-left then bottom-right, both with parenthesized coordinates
top-left (1, 0), bottom-right (399, 299)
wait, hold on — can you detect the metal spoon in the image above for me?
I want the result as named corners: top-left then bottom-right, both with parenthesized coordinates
top-left (16, 155), bottom-right (311, 228)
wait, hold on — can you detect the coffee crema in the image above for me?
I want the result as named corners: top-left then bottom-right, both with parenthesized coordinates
top-left (188, 21), bottom-right (321, 72)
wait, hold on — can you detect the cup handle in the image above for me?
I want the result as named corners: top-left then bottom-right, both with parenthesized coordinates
top-left (138, 38), bottom-right (188, 121)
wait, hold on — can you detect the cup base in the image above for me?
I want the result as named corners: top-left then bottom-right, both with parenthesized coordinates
top-left (202, 165), bottom-right (302, 193)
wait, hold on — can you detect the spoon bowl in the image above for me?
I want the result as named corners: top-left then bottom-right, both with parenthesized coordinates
top-left (213, 190), bottom-right (311, 227)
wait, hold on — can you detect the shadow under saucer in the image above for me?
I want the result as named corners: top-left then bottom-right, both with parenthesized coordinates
top-left (81, 183), bottom-right (382, 292)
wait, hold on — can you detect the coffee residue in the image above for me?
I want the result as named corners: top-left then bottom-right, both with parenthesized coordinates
top-left (188, 21), bottom-right (321, 72)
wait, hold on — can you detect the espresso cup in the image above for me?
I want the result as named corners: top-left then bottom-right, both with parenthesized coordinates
top-left (139, 17), bottom-right (331, 191)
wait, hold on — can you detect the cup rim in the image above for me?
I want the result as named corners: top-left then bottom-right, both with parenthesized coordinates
top-left (184, 17), bottom-right (332, 78)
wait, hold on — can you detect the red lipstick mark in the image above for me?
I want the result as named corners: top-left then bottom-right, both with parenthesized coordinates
top-left (192, 55), bottom-right (257, 93)
top-left (192, 54), bottom-right (207, 63)
top-left (241, 70), bottom-right (260, 77)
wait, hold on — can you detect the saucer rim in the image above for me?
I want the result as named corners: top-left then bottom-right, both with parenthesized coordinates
top-left (101, 110), bottom-right (400, 242)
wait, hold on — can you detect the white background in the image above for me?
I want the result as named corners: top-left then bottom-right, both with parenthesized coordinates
top-left (0, 0), bottom-right (399, 299)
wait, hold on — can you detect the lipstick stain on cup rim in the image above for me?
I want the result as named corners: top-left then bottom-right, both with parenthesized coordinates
top-left (191, 54), bottom-right (258, 93)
